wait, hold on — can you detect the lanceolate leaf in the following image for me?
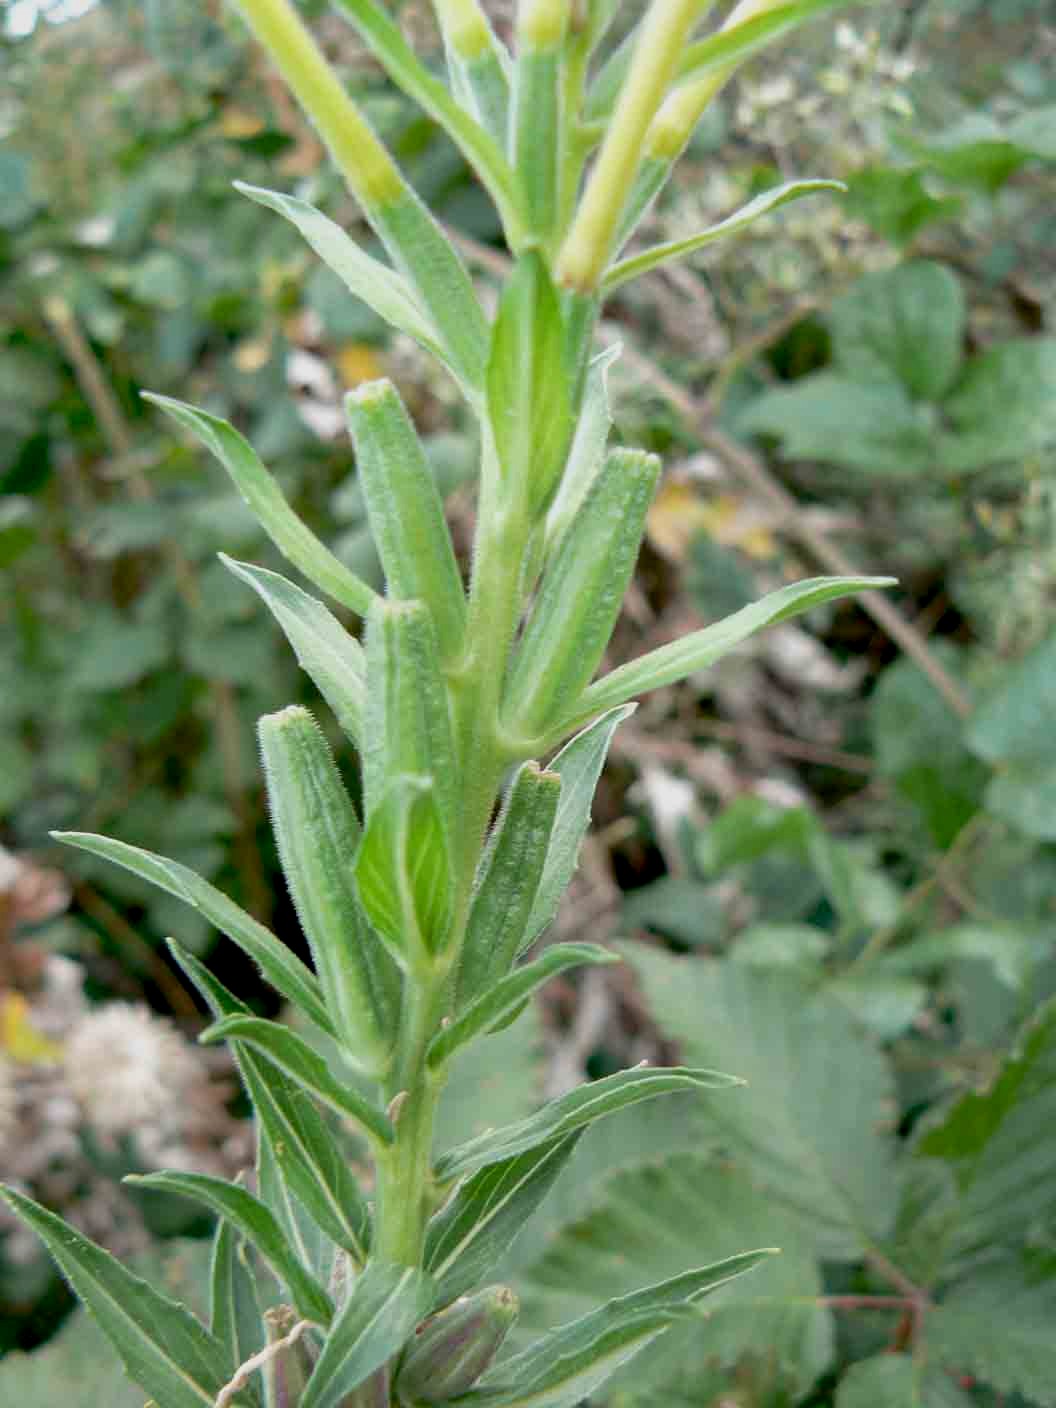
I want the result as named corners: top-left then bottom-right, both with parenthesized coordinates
top-left (221, 555), bottom-right (366, 746)
top-left (143, 394), bottom-right (376, 616)
top-left (128, 1171), bottom-right (333, 1327)
top-left (167, 941), bottom-right (372, 1262)
top-left (628, 950), bottom-right (898, 1259)
top-left (209, 1216), bottom-right (265, 1376)
top-left (562, 577), bottom-right (894, 730)
top-left (234, 182), bottom-right (442, 356)
top-left (604, 180), bottom-right (844, 291)
top-left (430, 944), bottom-right (618, 1068)
top-left (355, 775), bottom-right (453, 965)
top-left (301, 1263), bottom-right (435, 1408)
top-left (435, 1066), bottom-right (742, 1181)
top-left (424, 1133), bottom-right (583, 1305)
top-left (201, 1015), bottom-right (395, 1147)
top-left (542, 344), bottom-right (619, 563)
top-left (458, 1254), bottom-right (774, 1408)
top-left (55, 832), bottom-right (333, 1036)
top-left (0, 1186), bottom-right (245, 1408)
top-left (523, 705), bottom-right (635, 947)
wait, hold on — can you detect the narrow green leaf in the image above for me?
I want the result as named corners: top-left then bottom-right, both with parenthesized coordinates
top-left (362, 599), bottom-right (459, 835)
top-left (563, 576), bottom-right (894, 729)
top-left (259, 706), bottom-right (401, 1076)
top-left (234, 182), bottom-right (443, 356)
top-left (200, 1015), bottom-right (395, 1147)
top-left (433, 944), bottom-right (617, 1068)
top-left (486, 251), bottom-right (572, 516)
top-left (143, 394), bottom-right (376, 616)
top-left (346, 381), bottom-right (467, 661)
top-left (209, 1216), bottom-right (265, 1376)
top-left (221, 555), bottom-right (366, 746)
top-left (541, 344), bottom-right (618, 564)
top-left (355, 775), bottom-right (454, 965)
top-left (456, 761), bottom-right (562, 1008)
top-left (424, 1133), bottom-right (583, 1304)
top-left (301, 1262), bottom-right (435, 1408)
top-left (435, 1066), bottom-right (742, 1181)
top-left (128, 1171), bottom-right (333, 1327)
top-left (0, 1185), bottom-right (242, 1408)
top-left (505, 449), bottom-right (660, 739)
top-left (330, 0), bottom-right (522, 243)
top-left (372, 191), bottom-right (490, 392)
top-left (55, 831), bottom-right (333, 1035)
top-left (458, 48), bottom-right (510, 148)
top-left (459, 1253), bottom-right (774, 1408)
top-left (604, 180), bottom-right (844, 290)
top-left (524, 704), bottom-right (635, 947)
top-left (168, 940), bottom-right (373, 1262)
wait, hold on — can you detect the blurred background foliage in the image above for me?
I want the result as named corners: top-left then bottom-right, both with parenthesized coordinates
top-left (2, 0), bottom-right (1056, 1402)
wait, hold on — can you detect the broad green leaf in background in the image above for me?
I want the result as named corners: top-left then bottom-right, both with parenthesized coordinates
top-left (926, 1257), bottom-right (1056, 1406)
top-left (915, 996), bottom-right (1056, 1277)
top-left (67, 614), bottom-right (170, 693)
top-left (835, 1352), bottom-right (972, 1408)
top-left (627, 948), bottom-right (899, 1258)
top-left (300, 1263), bottom-right (435, 1408)
top-left (827, 260), bottom-right (964, 401)
top-left (938, 338), bottom-right (1056, 471)
top-left (0, 1189), bottom-right (245, 1408)
top-left (435, 997), bottom-right (545, 1154)
top-left (515, 1154), bottom-right (833, 1400)
top-left (434, 1066), bottom-right (742, 1182)
top-left (841, 165), bottom-right (962, 246)
top-left (967, 628), bottom-right (1056, 769)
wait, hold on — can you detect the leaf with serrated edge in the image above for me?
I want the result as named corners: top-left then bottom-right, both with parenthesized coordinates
top-left (201, 1015), bottom-right (394, 1146)
top-left (221, 556), bottom-right (366, 746)
top-left (55, 832), bottom-right (333, 1035)
top-left (301, 1263), bottom-right (435, 1408)
top-left (604, 181), bottom-right (844, 291)
top-left (425, 1133), bottom-right (583, 1305)
top-left (0, 1186), bottom-right (244, 1408)
top-left (128, 1171), bottom-right (332, 1327)
top-left (523, 705), bottom-right (635, 947)
top-left (430, 945), bottom-right (617, 1068)
top-left (435, 1066), bottom-right (741, 1181)
top-left (167, 940), bottom-right (371, 1261)
top-left (458, 1253), bottom-right (773, 1408)
top-left (144, 393), bottom-right (376, 616)
top-left (235, 183), bottom-right (442, 356)
top-left (562, 577), bottom-right (894, 730)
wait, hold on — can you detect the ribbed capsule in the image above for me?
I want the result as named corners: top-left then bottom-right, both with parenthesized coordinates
top-left (259, 706), bottom-right (400, 1074)
top-left (395, 1286), bottom-right (520, 1404)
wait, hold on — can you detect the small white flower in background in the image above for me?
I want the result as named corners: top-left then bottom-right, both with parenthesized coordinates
top-left (64, 1002), bottom-right (203, 1139)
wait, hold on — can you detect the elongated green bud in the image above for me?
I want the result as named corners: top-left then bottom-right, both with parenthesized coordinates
top-left (503, 447), bottom-right (660, 740)
top-left (456, 761), bottom-right (562, 1009)
top-left (363, 599), bottom-right (459, 844)
top-left (395, 1286), bottom-right (519, 1404)
top-left (259, 706), bottom-right (400, 1073)
top-left (347, 381), bottom-right (467, 663)
top-left (263, 1305), bottom-right (315, 1408)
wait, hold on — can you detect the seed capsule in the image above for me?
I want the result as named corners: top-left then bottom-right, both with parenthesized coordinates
top-left (395, 1286), bottom-right (519, 1403)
